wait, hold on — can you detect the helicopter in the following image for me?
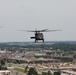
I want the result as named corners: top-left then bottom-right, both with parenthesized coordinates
top-left (19, 29), bottom-right (62, 43)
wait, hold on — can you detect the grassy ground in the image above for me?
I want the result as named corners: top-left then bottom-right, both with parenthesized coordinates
top-left (13, 68), bottom-right (24, 73)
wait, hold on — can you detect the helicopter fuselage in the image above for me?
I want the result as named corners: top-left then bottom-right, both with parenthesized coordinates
top-left (31, 32), bottom-right (44, 42)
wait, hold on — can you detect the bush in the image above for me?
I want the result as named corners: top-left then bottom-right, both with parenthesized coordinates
top-left (54, 71), bottom-right (61, 75)
top-left (27, 67), bottom-right (38, 75)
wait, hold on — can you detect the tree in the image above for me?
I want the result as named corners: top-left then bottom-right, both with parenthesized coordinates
top-left (0, 60), bottom-right (5, 66)
top-left (27, 67), bottom-right (38, 75)
top-left (0, 65), bottom-right (2, 70)
top-left (54, 71), bottom-right (61, 75)
top-left (42, 71), bottom-right (52, 75)
top-left (24, 65), bottom-right (28, 73)
top-left (42, 72), bottom-right (46, 75)
top-left (0, 65), bottom-right (7, 70)
top-left (47, 71), bottom-right (52, 75)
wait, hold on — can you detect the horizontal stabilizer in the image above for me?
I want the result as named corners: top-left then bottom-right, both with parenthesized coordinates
top-left (31, 37), bottom-right (35, 39)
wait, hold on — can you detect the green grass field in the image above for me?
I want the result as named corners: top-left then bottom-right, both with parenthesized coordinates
top-left (14, 68), bottom-right (24, 73)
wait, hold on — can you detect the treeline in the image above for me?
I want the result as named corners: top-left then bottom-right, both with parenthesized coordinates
top-left (51, 42), bottom-right (76, 51)
top-left (0, 42), bottom-right (76, 51)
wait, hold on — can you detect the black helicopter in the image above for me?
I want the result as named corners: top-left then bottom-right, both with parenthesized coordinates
top-left (19, 29), bottom-right (61, 43)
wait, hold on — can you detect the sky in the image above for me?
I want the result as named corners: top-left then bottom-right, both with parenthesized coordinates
top-left (0, 0), bottom-right (76, 42)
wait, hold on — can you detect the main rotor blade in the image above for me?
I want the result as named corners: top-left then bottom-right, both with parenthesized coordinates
top-left (18, 29), bottom-right (62, 32)
top-left (18, 30), bottom-right (36, 32)
top-left (40, 29), bottom-right (48, 32)
top-left (18, 29), bottom-right (48, 32)
top-left (44, 29), bottom-right (62, 32)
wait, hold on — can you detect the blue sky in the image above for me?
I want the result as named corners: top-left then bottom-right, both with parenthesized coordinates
top-left (0, 0), bottom-right (76, 42)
